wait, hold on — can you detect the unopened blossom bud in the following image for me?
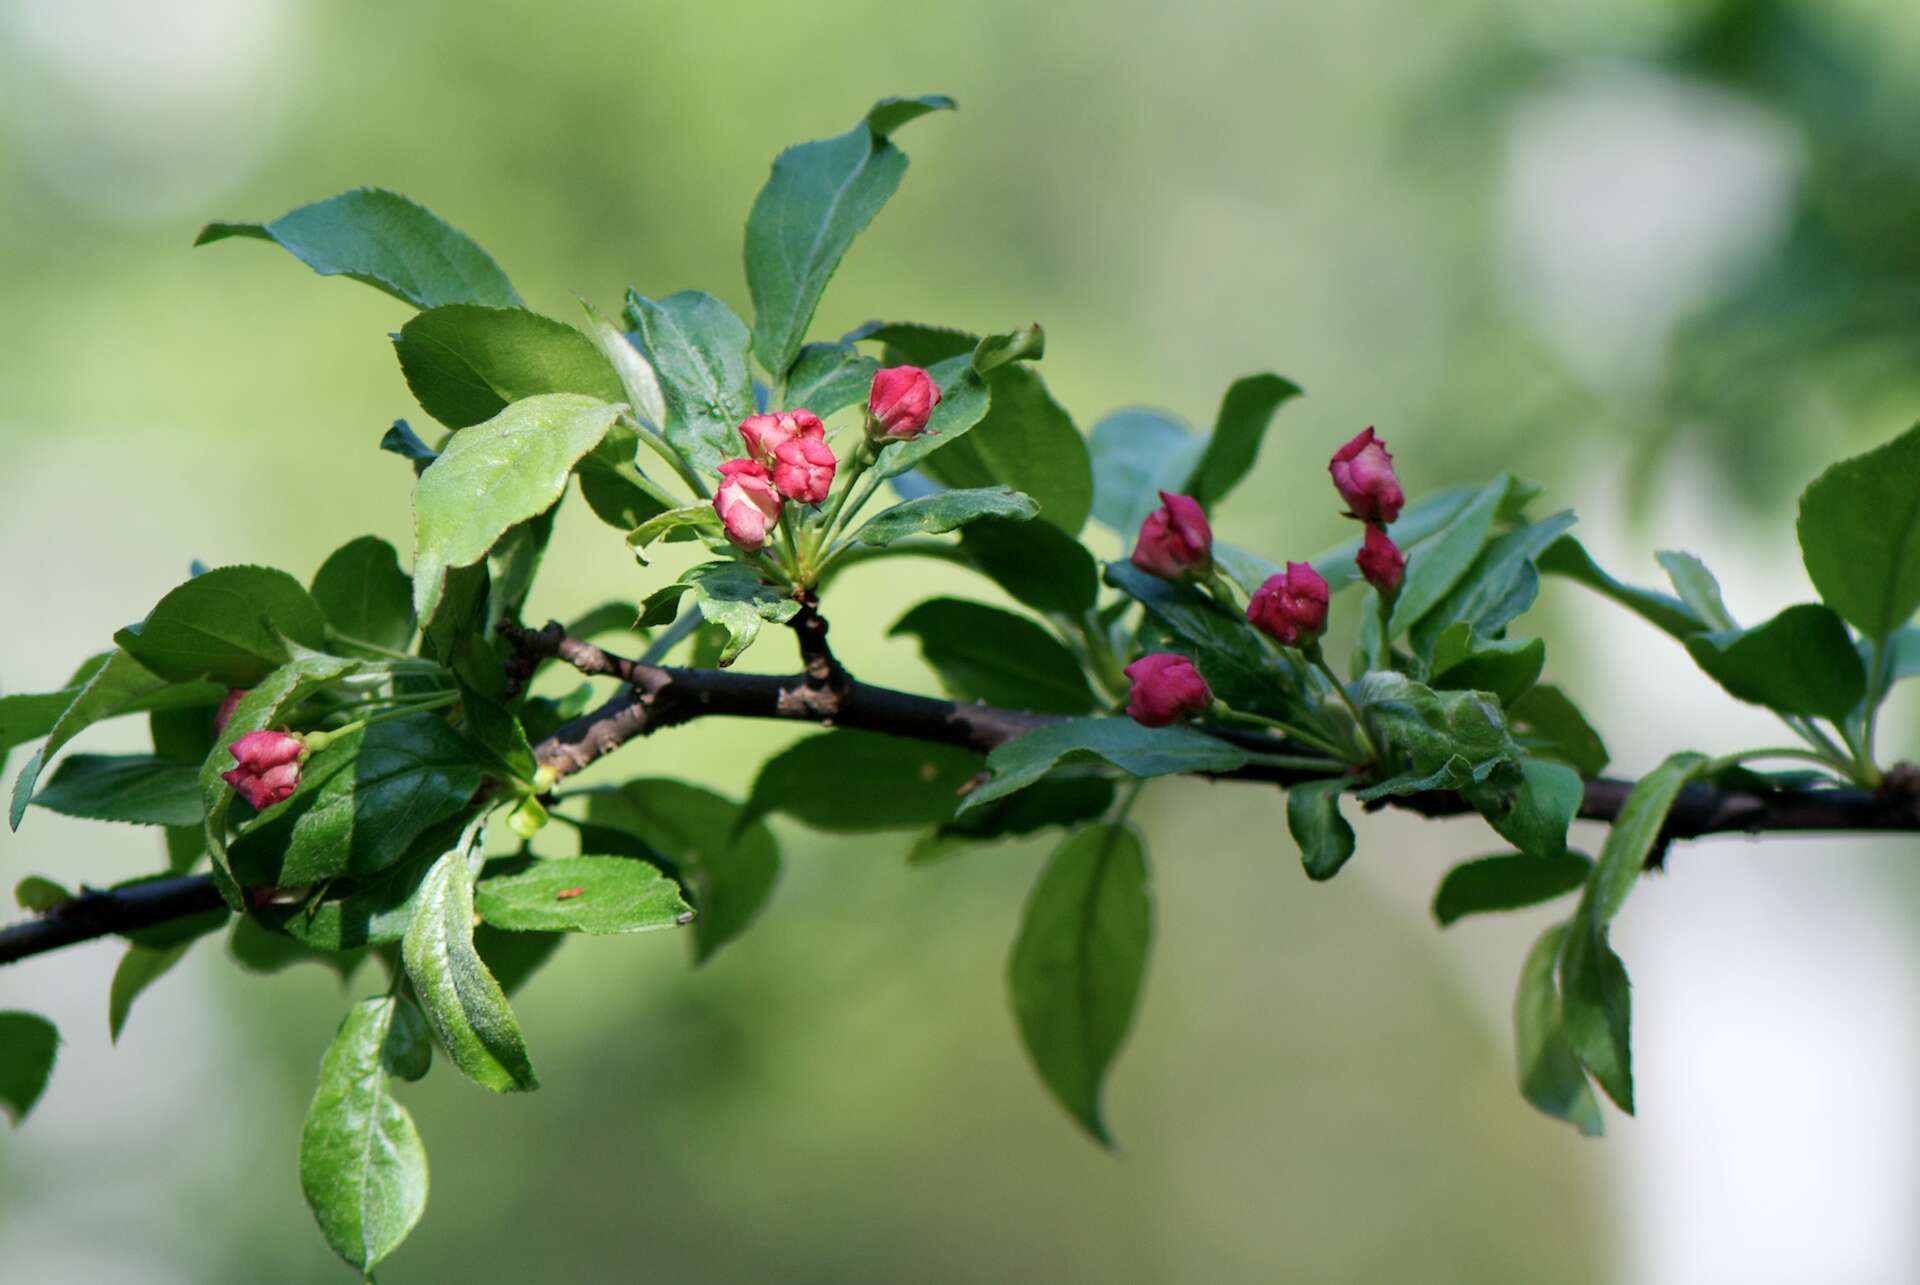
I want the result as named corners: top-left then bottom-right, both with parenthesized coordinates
top-left (713, 458), bottom-right (783, 553)
top-left (1329, 427), bottom-right (1405, 525)
top-left (1123, 653), bottom-right (1213, 728)
top-left (738, 411), bottom-right (825, 468)
top-left (1130, 491), bottom-right (1212, 581)
top-left (213, 688), bottom-right (247, 736)
top-left (772, 436), bottom-right (836, 504)
top-left (866, 365), bottom-right (940, 442)
top-left (1355, 523), bottom-right (1405, 594)
top-left (221, 729), bottom-right (306, 811)
top-left (1247, 562), bottom-right (1330, 647)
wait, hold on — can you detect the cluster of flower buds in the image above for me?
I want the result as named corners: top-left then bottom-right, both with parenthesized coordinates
top-left (222, 728), bottom-right (307, 810)
top-left (1124, 653), bottom-right (1212, 727)
top-left (1330, 427), bottom-right (1405, 594)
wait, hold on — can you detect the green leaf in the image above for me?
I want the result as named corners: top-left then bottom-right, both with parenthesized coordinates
top-left (626, 504), bottom-right (724, 563)
top-left (394, 305), bottom-right (623, 429)
top-left (783, 341), bottom-right (878, 418)
top-left (580, 298), bottom-right (669, 431)
top-left (1353, 672), bottom-right (1518, 800)
top-left (0, 1012), bottom-right (59, 1125)
top-left (109, 939), bottom-right (195, 1042)
top-left (473, 925), bottom-right (563, 997)
top-left (475, 856), bottom-right (692, 934)
top-left (1683, 604), bottom-right (1866, 721)
top-left (15, 876), bottom-right (72, 913)
top-left (1104, 562), bottom-right (1301, 717)
top-left (855, 485), bottom-right (1039, 547)
top-left (255, 842), bottom-right (451, 952)
top-left (1467, 758), bottom-right (1583, 858)
top-left (197, 187), bottom-right (519, 310)
top-left (872, 354), bottom-right (991, 479)
top-left (1537, 536), bottom-right (1705, 640)
top-left (33, 754), bottom-right (201, 826)
top-left (745, 730), bottom-right (982, 832)
top-left (1183, 373), bottom-right (1302, 508)
top-left (455, 684), bottom-right (536, 782)
top-left (228, 915), bottom-right (364, 980)
top-left (311, 536), bottom-right (415, 656)
top-left (383, 995), bottom-right (433, 1081)
top-left (1797, 422), bottom-right (1920, 640)
top-left (1509, 684), bottom-right (1610, 777)
top-left (586, 779), bottom-right (780, 963)
top-left (891, 599), bottom-right (1096, 715)
top-left (852, 319), bottom-right (978, 365)
top-left (745, 95), bottom-right (955, 378)
top-left (1088, 408), bottom-right (1202, 537)
top-left (1559, 751), bottom-right (1708, 1112)
top-left (412, 393), bottom-right (620, 620)
top-left (1655, 550), bottom-right (1735, 631)
top-left (623, 290), bottom-right (755, 476)
top-left (909, 777), bottom-right (1115, 865)
top-left (1431, 630), bottom-right (1546, 706)
top-left (919, 366), bottom-right (1093, 535)
top-left (380, 420), bottom-right (439, 472)
top-left (1286, 779), bottom-right (1356, 881)
top-left (1513, 924), bottom-right (1604, 1136)
top-left (299, 996), bottom-right (430, 1274)
top-left (1305, 485), bottom-right (1481, 593)
top-left (228, 715), bottom-right (488, 888)
top-left (1433, 851), bottom-right (1593, 927)
top-left (956, 516), bottom-right (1098, 617)
top-left (1387, 476), bottom-right (1512, 638)
top-left (969, 323), bottom-right (1045, 374)
top-left (402, 847), bottom-right (538, 1093)
top-left (961, 718), bottom-right (1284, 814)
top-left (1407, 511), bottom-right (1576, 659)
top-left (1007, 823), bottom-right (1151, 1146)
top-left (658, 562), bottom-right (800, 666)
top-left (114, 565), bottom-right (329, 686)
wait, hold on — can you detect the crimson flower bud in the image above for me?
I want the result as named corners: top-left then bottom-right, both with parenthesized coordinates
top-left (1130, 491), bottom-right (1213, 581)
top-left (867, 365), bottom-right (941, 442)
top-left (713, 458), bottom-right (784, 553)
top-left (738, 411), bottom-right (825, 468)
top-left (1355, 523), bottom-right (1405, 594)
top-left (1123, 653), bottom-right (1213, 728)
top-left (772, 436), bottom-right (837, 504)
top-left (213, 687), bottom-right (247, 736)
top-left (221, 729), bottom-right (306, 810)
top-left (1247, 562), bottom-right (1330, 647)
top-left (1329, 427), bottom-right (1405, 526)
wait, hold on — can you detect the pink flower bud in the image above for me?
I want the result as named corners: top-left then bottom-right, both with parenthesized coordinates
top-left (1247, 562), bottom-right (1330, 647)
top-left (1123, 653), bottom-right (1213, 728)
top-left (867, 365), bottom-right (941, 442)
top-left (738, 411), bottom-right (826, 468)
top-left (713, 458), bottom-right (784, 553)
top-left (213, 688), bottom-right (247, 736)
top-left (1329, 427), bottom-right (1405, 525)
top-left (1355, 523), bottom-right (1405, 594)
top-left (1130, 491), bottom-right (1213, 581)
top-left (221, 729), bottom-right (307, 811)
top-left (772, 436), bottom-right (837, 504)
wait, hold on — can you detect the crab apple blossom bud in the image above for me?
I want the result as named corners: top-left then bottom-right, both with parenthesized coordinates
top-left (221, 729), bottom-right (306, 811)
top-left (1247, 562), bottom-right (1330, 647)
top-left (738, 411), bottom-right (825, 467)
top-left (213, 687), bottom-right (246, 735)
top-left (1329, 427), bottom-right (1405, 525)
top-left (866, 365), bottom-right (941, 442)
top-left (1355, 523), bottom-right (1405, 593)
top-left (713, 458), bottom-right (784, 553)
top-left (772, 436), bottom-right (837, 504)
top-left (1123, 653), bottom-right (1213, 728)
top-left (1130, 491), bottom-right (1213, 581)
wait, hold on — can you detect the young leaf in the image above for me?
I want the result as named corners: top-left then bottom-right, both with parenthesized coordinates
top-left (412, 393), bottom-right (621, 620)
top-left (1286, 779), bottom-right (1356, 881)
top-left (961, 718), bottom-right (1286, 814)
top-left (919, 366), bottom-right (1094, 536)
top-left (659, 563), bottom-right (801, 666)
top-left (855, 486), bottom-right (1040, 547)
top-left (402, 848), bottom-right (539, 1093)
top-left (1682, 604), bottom-right (1866, 721)
top-left (1088, 408), bottom-right (1203, 537)
top-left (891, 599), bottom-right (1097, 714)
top-left (197, 187), bottom-right (519, 310)
top-left (1508, 684), bottom-right (1610, 777)
top-left (1797, 422), bottom-right (1920, 640)
top-left (15, 876), bottom-right (72, 912)
top-left (1353, 672), bottom-right (1519, 800)
top-left (1432, 851), bottom-right (1593, 927)
top-left (475, 856), bottom-right (692, 935)
top-left (33, 754), bottom-right (201, 827)
top-left (394, 305), bottom-right (624, 429)
top-left (1513, 924), bottom-right (1604, 1136)
top-left (113, 566), bottom-right (330, 686)
top-left (1467, 758), bottom-right (1583, 858)
top-left (745, 730), bottom-right (983, 832)
top-left (783, 341), bottom-right (878, 418)
top-left (623, 290), bottom-right (755, 476)
top-left (300, 997), bottom-right (430, 1274)
top-left (745, 96), bottom-right (955, 378)
top-left (311, 536), bottom-right (415, 656)
top-left (1655, 550), bottom-right (1735, 631)
top-left (1536, 536), bottom-right (1704, 640)
top-left (1183, 373), bottom-right (1302, 509)
top-left (580, 299), bottom-right (669, 431)
top-left (1007, 823), bottom-right (1151, 1146)
top-left (0, 1012), bottom-right (59, 1126)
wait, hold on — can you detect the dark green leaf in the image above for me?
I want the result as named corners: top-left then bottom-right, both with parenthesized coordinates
top-left (958, 516), bottom-right (1099, 616)
top-left (626, 505), bottom-right (723, 564)
top-left (1466, 758), bottom-right (1583, 858)
top-left (1797, 422), bottom-right (1920, 640)
top-left (227, 915), bottom-right (364, 980)
top-left (1683, 604), bottom-right (1866, 721)
top-left (1433, 851), bottom-right (1593, 927)
top-left (1183, 373), bottom-right (1302, 508)
top-left (257, 842), bottom-right (450, 952)
top-left (1286, 779), bottom-right (1356, 881)
top-left (1007, 823), bottom-right (1150, 1146)
top-left (456, 684), bottom-right (536, 782)
top-left (1431, 630), bottom-right (1546, 706)
top-left (851, 318), bottom-right (977, 365)
top-left (1088, 408), bottom-right (1201, 537)
top-left (475, 856), bottom-right (691, 935)
top-left (0, 1012), bottom-right (58, 1125)
top-left (1656, 550), bottom-right (1735, 631)
top-left (114, 565), bottom-right (329, 686)
top-left (1387, 476), bottom-right (1512, 638)
top-left (1407, 511), bottom-right (1576, 659)
top-left (109, 939), bottom-right (196, 1042)
top-left (299, 996), bottom-right (430, 1273)
top-left (473, 925), bottom-right (564, 997)
top-left (891, 599), bottom-right (1096, 715)
top-left (961, 718), bottom-right (1287, 814)
top-left (745, 96), bottom-right (955, 378)
top-left (909, 777), bottom-right (1115, 865)
top-left (402, 848), bottom-right (539, 1093)
top-left (34, 754), bottom-right (201, 826)
top-left (747, 730), bottom-right (982, 831)
top-left (920, 366), bottom-right (1093, 535)
top-left (1514, 924), bottom-right (1604, 1135)
top-left (783, 342), bottom-right (878, 417)
top-left (1537, 536), bottom-right (1704, 640)
top-left (856, 486), bottom-right (1039, 547)
top-left (394, 305), bottom-right (623, 429)
top-left (310, 537), bottom-right (415, 658)
top-left (623, 290), bottom-right (754, 476)
top-left (384, 995), bottom-right (434, 1082)
top-left (197, 187), bottom-right (519, 310)
top-left (1509, 684), bottom-right (1610, 777)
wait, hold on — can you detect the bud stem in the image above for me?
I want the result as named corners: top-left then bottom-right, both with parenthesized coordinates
top-left (1306, 647), bottom-right (1381, 765)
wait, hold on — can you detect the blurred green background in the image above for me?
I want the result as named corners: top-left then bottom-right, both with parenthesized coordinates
top-left (5, 0), bottom-right (1920, 1280)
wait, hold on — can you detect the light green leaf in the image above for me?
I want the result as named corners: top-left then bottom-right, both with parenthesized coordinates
top-left (920, 365), bottom-right (1093, 535)
top-left (33, 754), bottom-right (201, 826)
top-left (1286, 779), bottom-right (1356, 881)
top-left (623, 290), bottom-right (755, 476)
top-left (114, 565), bottom-right (329, 686)
top-left (402, 848), bottom-right (538, 1093)
top-left (1306, 484), bottom-right (1480, 593)
top-left (969, 323), bottom-right (1045, 374)
top-left (1797, 422), bottom-right (1920, 640)
top-left (1387, 475), bottom-right (1512, 638)
top-left (15, 876), bottom-right (72, 913)
top-left (961, 718), bottom-right (1285, 814)
top-left (394, 305), bottom-right (623, 429)
top-left (0, 1012), bottom-right (59, 1126)
top-left (1088, 408), bottom-right (1202, 538)
top-left (1514, 924), bottom-right (1604, 1135)
top-left (1183, 373), bottom-right (1302, 509)
top-left (475, 856), bottom-right (692, 934)
top-left (626, 504), bottom-right (723, 563)
top-left (311, 536), bottom-right (415, 657)
top-left (653, 562), bottom-right (800, 666)
top-left (855, 485), bottom-right (1039, 547)
top-left (1655, 550), bottom-right (1735, 631)
top-left (1407, 510), bottom-right (1576, 659)
top-left (891, 599), bottom-right (1097, 715)
top-left (1683, 604), bottom-right (1866, 721)
top-left (1537, 536), bottom-right (1704, 640)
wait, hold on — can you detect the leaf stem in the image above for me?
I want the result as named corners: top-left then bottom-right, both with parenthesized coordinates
top-left (1211, 705), bottom-right (1357, 763)
top-left (623, 413), bottom-right (709, 499)
top-left (1308, 650), bottom-right (1381, 764)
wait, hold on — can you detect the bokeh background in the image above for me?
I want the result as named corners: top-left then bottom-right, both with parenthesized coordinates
top-left (4, 0), bottom-right (1920, 1280)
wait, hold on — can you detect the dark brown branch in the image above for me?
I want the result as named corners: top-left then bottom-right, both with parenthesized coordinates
top-left (0, 876), bottom-right (225, 966)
